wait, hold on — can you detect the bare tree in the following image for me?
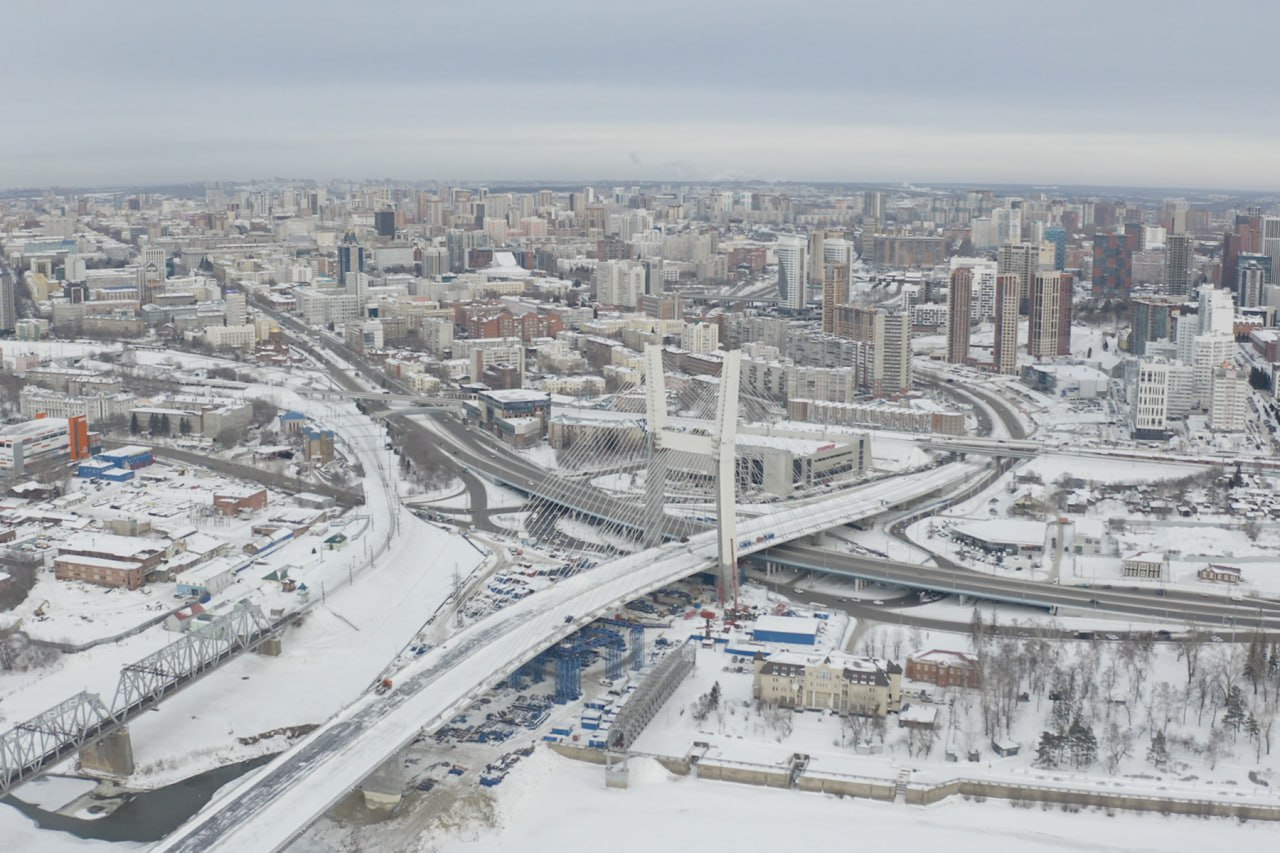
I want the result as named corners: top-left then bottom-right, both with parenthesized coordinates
top-left (1103, 720), bottom-right (1133, 773)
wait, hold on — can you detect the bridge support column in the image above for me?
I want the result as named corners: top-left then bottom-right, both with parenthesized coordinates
top-left (605, 753), bottom-right (629, 789)
top-left (256, 636), bottom-right (282, 656)
top-left (80, 727), bottom-right (135, 778)
top-left (360, 749), bottom-right (408, 810)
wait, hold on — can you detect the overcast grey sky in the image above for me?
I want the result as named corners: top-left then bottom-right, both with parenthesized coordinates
top-left (6, 0), bottom-right (1278, 189)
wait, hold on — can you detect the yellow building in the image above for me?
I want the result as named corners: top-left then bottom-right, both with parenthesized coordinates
top-left (753, 651), bottom-right (902, 717)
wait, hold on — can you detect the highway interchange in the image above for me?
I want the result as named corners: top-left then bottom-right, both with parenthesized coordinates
top-left (267, 299), bottom-right (1280, 634)
top-left (147, 300), bottom-right (1280, 851)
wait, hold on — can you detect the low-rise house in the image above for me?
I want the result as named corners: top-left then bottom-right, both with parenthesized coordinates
top-left (1122, 551), bottom-right (1167, 580)
top-left (905, 648), bottom-right (982, 689)
top-left (1199, 563), bottom-right (1243, 584)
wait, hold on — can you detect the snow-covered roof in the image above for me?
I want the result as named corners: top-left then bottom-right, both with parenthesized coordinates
top-left (178, 558), bottom-right (237, 583)
top-left (481, 388), bottom-right (550, 404)
top-left (910, 648), bottom-right (978, 667)
top-left (754, 614), bottom-right (820, 636)
top-left (61, 531), bottom-right (167, 559)
top-left (952, 519), bottom-right (1045, 547)
top-left (899, 705), bottom-right (938, 725)
top-left (54, 553), bottom-right (142, 570)
top-left (736, 433), bottom-right (836, 457)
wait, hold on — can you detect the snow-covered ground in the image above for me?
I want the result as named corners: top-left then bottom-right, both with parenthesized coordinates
top-left (0, 356), bottom-right (490, 846)
top-left (431, 749), bottom-right (1275, 853)
top-left (2, 340), bottom-right (124, 366)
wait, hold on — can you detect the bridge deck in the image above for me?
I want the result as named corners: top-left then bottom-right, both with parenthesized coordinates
top-left (153, 464), bottom-right (973, 852)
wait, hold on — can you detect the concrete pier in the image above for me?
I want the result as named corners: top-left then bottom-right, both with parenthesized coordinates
top-left (80, 727), bottom-right (135, 778)
top-left (359, 749), bottom-right (407, 810)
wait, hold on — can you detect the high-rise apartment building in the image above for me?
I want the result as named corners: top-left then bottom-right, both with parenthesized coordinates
top-left (1165, 233), bottom-right (1192, 296)
top-left (997, 243), bottom-right (1037, 313)
top-left (139, 245), bottom-right (166, 304)
top-left (1091, 228), bottom-right (1137, 300)
top-left (808, 231), bottom-right (827, 288)
top-left (338, 235), bottom-right (366, 280)
top-left (1209, 365), bottom-right (1248, 432)
top-left (1191, 334), bottom-right (1237, 410)
top-left (1028, 272), bottom-right (1072, 358)
top-left (777, 237), bottom-right (808, 311)
top-left (0, 269), bottom-right (16, 332)
top-left (874, 311), bottom-right (911, 396)
top-left (1044, 225), bottom-right (1067, 271)
top-left (1130, 297), bottom-right (1179, 357)
top-left (597, 260), bottom-right (645, 308)
top-left (821, 263), bottom-right (850, 335)
top-left (1238, 260), bottom-right (1267, 309)
top-left (946, 267), bottom-right (973, 365)
top-left (1263, 216), bottom-right (1280, 279)
top-left (993, 273), bottom-right (1019, 374)
top-left (1199, 288), bottom-right (1235, 336)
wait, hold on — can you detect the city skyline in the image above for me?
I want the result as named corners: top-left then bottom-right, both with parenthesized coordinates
top-left (7, 0), bottom-right (1280, 191)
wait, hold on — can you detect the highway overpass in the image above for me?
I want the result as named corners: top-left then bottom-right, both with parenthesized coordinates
top-left (756, 543), bottom-right (1280, 629)
top-left (151, 464), bottom-right (974, 853)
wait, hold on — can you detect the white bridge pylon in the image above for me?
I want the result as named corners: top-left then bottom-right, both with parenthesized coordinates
top-left (644, 343), bottom-right (742, 604)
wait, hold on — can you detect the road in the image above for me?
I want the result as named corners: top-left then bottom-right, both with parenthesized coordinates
top-left (151, 462), bottom-right (974, 853)
top-left (760, 543), bottom-right (1280, 632)
top-left (269, 307), bottom-right (702, 541)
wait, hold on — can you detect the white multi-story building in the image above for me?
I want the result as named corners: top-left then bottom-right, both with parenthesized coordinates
top-left (294, 287), bottom-right (360, 326)
top-left (225, 289), bottom-right (247, 326)
top-left (1166, 362), bottom-right (1195, 419)
top-left (1191, 334), bottom-right (1237, 410)
top-left (1263, 216), bottom-right (1280, 276)
top-left (679, 321), bottom-right (719, 355)
top-left (1199, 288), bottom-right (1235, 336)
top-left (950, 257), bottom-right (998, 320)
top-left (1132, 359), bottom-right (1170, 436)
top-left (204, 323), bottom-right (257, 351)
top-left (345, 319), bottom-right (384, 353)
top-left (419, 317), bottom-right (454, 356)
top-left (456, 337), bottom-right (525, 382)
top-left (776, 236), bottom-right (807, 310)
top-left (20, 387), bottom-right (135, 425)
top-left (1209, 365), bottom-right (1248, 432)
top-left (596, 260), bottom-right (644, 308)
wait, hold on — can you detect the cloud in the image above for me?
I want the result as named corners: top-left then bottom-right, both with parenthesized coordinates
top-left (2, 1), bottom-right (1279, 188)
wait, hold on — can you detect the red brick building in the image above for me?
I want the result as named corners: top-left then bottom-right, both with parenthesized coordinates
top-left (213, 487), bottom-right (269, 516)
top-left (54, 555), bottom-right (146, 590)
top-left (905, 649), bottom-right (982, 689)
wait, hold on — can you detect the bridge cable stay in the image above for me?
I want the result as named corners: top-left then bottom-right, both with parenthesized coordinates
top-left (466, 366), bottom-right (731, 674)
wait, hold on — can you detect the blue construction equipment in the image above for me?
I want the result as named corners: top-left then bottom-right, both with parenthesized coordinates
top-left (606, 641), bottom-right (625, 682)
top-left (554, 639), bottom-right (581, 703)
top-left (630, 625), bottom-right (645, 671)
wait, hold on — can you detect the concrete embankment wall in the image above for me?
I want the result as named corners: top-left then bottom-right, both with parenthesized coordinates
top-left (549, 745), bottom-right (1280, 821)
top-left (908, 778), bottom-right (1280, 820)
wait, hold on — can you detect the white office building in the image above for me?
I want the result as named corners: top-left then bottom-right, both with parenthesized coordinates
top-left (1132, 359), bottom-right (1170, 436)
